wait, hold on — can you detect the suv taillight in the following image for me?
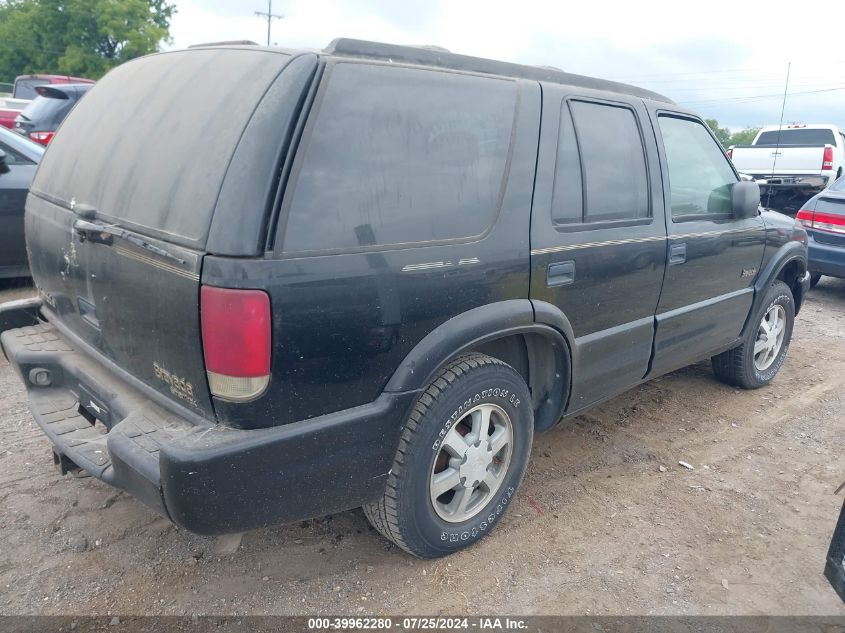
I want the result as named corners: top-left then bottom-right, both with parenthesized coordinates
top-left (796, 208), bottom-right (815, 228)
top-left (823, 146), bottom-right (834, 171)
top-left (200, 286), bottom-right (271, 402)
top-left (29, 131), bottom-right (55, 145)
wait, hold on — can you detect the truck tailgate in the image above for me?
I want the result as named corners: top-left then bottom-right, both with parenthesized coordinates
top-left (731, 145), bottom-right (824, 175)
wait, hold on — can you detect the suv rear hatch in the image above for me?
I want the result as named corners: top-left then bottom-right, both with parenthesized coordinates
top-left (25, 47), bottom-right (298, 419)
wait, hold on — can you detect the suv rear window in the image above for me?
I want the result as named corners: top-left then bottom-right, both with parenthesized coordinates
top-left (19, 94), bottom-right (70, 123)
top-left (29, 49), bottom-right (292, 248)
top-left (755, 129), bottom-right (836, 146)
top-left (14, 78), bottom-right (48, 100)
top-left (281, 63), bottom-right (518, 253)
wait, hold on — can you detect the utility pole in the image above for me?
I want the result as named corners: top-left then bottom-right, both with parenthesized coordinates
top-left (255, 0), bottom-right (284, 46)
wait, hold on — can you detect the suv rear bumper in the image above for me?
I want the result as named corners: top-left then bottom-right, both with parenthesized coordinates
top-left (1, 317), bottom-right (418, 535)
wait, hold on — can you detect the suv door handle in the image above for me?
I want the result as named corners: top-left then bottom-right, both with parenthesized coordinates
top-left (669, 243), bottom-right (687, 265)
top-left (547, 260), bottom-right (575, 287)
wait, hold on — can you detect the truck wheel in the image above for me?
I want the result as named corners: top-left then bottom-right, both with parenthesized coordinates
top-left (711, 280), bottom-right (794, 389)
top-left (363, 353), bottom-right (533, 558)
top-left (810, 273), bottom-right (822, 289)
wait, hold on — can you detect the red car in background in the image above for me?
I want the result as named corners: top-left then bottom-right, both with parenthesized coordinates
top-left (0, 74), bottom-right (95, 129)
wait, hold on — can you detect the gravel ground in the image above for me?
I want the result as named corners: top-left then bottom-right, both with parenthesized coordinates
top-left (0, 276), bottom-right (844, 616)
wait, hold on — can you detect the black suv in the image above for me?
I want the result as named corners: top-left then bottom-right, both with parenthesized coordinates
top-left (0, 40), bottom-right (810, 558)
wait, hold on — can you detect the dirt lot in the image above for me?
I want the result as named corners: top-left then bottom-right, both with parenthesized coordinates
top-left (1, 277), bottom-right (844, 617)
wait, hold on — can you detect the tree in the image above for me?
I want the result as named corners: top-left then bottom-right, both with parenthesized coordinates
top-left (0, 0), bottom-right (176, 82)
top-left (706, 118), bottom-right (732, 149)
top-left (727, 127), bottom-right (760, 147)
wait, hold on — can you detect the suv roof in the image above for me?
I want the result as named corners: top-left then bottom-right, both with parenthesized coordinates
top-left (187, 38), bottom-right (674, 105)
top-left (322, 39), bottom-right (674, 104)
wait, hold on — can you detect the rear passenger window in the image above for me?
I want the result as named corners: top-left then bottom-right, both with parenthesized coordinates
top-left (552, 100), bottom-right (650, 225)
top-left (550, 105), bottom-right (583, 224)
top-left (281, 63), bottom-right (518, 253)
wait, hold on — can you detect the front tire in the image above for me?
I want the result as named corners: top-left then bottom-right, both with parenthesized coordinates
top-left (363, 353), bottom-right (533, 558)
top-left (712, 280), bottom-right (794, 389)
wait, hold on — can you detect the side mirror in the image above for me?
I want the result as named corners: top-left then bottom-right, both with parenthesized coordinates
top-left (731, 180), bottom-right (760, 219)
top-left (0, 149), bottom-right (8, 175)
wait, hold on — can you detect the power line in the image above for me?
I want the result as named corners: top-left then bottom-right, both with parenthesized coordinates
top-left (254, 0), bottom-right (283, 47)
top-left (678, 85), bottom-right (845, 106)
top-left (611, 60), bottom-right (845, 81)
top-left (664, 81), bottom-right (845, 93)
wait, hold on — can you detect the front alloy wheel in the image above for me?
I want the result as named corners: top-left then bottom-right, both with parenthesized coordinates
top-left (754, 304), bottom-right (787, 371)
top-left (712, 280), bottom-right (795, 389)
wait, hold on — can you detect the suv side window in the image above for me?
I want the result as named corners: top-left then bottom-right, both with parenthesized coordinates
top-left (281, 63), bottom-right (518, 254)
top-left (658, 114), bottom-right (737, 219)
top-left (551, 99), bottom-right (649, 225)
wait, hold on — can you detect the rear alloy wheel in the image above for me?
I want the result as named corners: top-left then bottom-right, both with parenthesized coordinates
top-left (712, 280), bottom-right (794, 389)
top-left (363, 353), bottom-right (533, 558)
top-left (429, 402), bottom-right (513, 523)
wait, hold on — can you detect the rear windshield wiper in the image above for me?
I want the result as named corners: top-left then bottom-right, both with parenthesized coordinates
top-left (73, 218), bottom-right (186, 265)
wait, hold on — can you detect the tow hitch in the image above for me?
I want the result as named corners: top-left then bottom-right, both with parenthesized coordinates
top-left (53, 450), bottom-right (84, 477)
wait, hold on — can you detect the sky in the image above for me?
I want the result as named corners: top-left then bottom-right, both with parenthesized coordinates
top-left (168, 0), bottom-right (845, 132)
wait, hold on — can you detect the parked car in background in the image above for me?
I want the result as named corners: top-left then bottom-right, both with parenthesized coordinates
top-left (13, 83), bottom-right (92, 145)
top-left (728, 124), bottom-right (845, 211)
top-left (0, 74), bottom-right (94, 130)
top-left (12, 74), bottom-right (95, 100)
top-left (0, 40), bottom-right (810, 558)
top-left (797, 175), bottom-right (845, 287)
top-left (0, 126), bottom-right (43, 278)
top-left (0, 96), bottom-right (27, 130)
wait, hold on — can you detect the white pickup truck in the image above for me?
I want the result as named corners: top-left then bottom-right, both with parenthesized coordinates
top-left (728, 124), bottom-right (845, 209)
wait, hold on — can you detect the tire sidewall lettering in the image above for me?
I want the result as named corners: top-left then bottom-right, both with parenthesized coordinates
top-left (439, 486), bottom-right (517, 543)
top-left (431, 387), bottom-right (518, 452)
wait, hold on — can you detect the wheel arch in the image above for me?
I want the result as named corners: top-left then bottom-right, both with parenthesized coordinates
top-left (762, 240), bottom-right (808, 308)
top-left (739, 241), bottom-right (807, 341)
top-left (384, 300), bottom-right (573, 432)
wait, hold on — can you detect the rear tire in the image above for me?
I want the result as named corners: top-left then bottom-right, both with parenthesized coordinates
top-left (810, 272), bottom-right (822, 289)
top-left (712, 281), bottom-right (794, 389)
top-left (363, 353), bottom-right (533, 558)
